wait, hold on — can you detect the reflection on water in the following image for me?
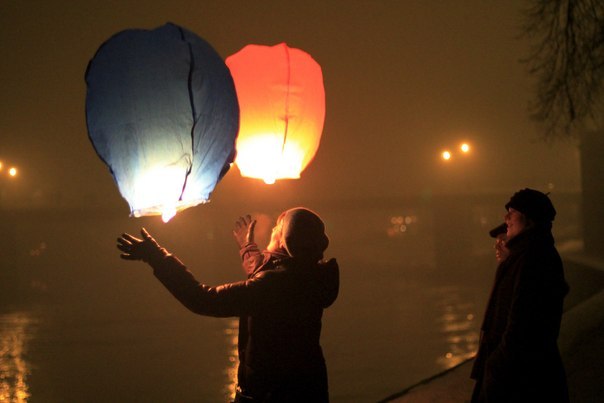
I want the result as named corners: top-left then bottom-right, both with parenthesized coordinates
top-left (0, 284), bottom-right (485, 403)
top-left (0, 311), bottom-right (36, 403)
top-left (431, 286), bottom-right (479, 369)
top-left (223, 318), bottom-right (239, 402)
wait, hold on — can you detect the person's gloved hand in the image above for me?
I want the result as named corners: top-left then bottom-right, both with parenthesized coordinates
top-left (117, 228), bottom-right (166, 263)
top-left (233, 214), bottom-right (256, 248)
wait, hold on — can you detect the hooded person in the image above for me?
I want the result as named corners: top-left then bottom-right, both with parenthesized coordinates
top-left (117, 207), bottom-right (339, 403)
top-left (471, 189), bottom-right (569, 403)
top-left (281, 208), bottom-right (330, 261)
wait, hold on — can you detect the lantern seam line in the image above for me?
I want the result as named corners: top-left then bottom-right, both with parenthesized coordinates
top-left (178, 25), bottom-right (195, 202)
top-left (280, 43), bottom-right (291, 176)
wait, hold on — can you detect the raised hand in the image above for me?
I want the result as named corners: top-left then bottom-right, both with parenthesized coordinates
top-left (117, 228), bottom-right (164, 263)
top-left (233, 214), bottom-right (257, 248)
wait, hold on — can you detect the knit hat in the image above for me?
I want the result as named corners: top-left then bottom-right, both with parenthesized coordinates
top-left (489, 223), bottom-right (507, 238)
top-left (505, 188), bottom-right (556, 224)
top-left (281, 208), bottom-right (329, 260)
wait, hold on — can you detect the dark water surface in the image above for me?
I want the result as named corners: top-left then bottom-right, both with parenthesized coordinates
top-left (1, 274), bottom-right (489, 403)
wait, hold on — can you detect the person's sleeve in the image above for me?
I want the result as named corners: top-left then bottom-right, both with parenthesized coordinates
top-left (239, 242), bottom-right (264, 277)
top-left (150, 253), bottom-right (271, 318)
top-left (319, 258), bottom-right (340, 308)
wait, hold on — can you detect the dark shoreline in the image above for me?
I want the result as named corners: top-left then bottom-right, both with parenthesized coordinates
top-left (380, 254), bottom-right (604, 402)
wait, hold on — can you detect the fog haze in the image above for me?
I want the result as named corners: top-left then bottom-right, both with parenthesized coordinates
top-left (0, 0), bottom-right (580, 211)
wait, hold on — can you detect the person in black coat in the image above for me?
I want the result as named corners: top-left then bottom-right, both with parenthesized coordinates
top-left (117, 208), bottom-right (339, 403)
top-left (471, 188), bottom-right (570, 402)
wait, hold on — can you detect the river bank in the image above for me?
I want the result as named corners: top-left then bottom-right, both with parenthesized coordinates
top-left (380, 254), bottom-right (604, 403)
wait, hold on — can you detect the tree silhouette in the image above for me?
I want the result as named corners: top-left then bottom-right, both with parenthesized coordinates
top-left (523, 0), bottom-right (604, 258)
top-left (523, 0), bottom-right (604, 140)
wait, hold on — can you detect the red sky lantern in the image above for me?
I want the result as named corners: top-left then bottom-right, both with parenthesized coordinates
top-left (226, 43), bottom-right (325, 184)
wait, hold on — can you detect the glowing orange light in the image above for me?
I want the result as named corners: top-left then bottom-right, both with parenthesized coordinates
top-left (442, 151), bottom-right (452, 161)
top-left (8, 167), bottom-right (17, 177)
top-left (460, 143), bottom-right (470, 153)
top-left (226, 43), bottom-right (325, 184)
top-left (130, 165), bottom-right (196, 223)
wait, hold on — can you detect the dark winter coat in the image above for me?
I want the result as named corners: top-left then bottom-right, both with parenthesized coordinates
top-left (471, 228), bottom-right (569, 403)
top-left (150, 242), bottom-right (339, 402)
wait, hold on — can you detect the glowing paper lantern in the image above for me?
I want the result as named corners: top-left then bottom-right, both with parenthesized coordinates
top-left (85, 23), bottom-right (238, 221)
top-left (226, 43), bottom-right (325, 184)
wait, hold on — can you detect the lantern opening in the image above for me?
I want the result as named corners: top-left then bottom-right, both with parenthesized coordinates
top-left (161, 207), bottom-right (177, 223)
top-left (129, 165), bottom-right (206, 222)
top-left (235, 133), bottom-right (305, 184)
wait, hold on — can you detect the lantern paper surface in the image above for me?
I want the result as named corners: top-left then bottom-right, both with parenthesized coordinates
top-left (85, 23), bottom-right (239, 221)
top-left (226, 43), bottom-right (325, 184)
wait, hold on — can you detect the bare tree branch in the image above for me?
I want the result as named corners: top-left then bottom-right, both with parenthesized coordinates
top-left (522, 0), bottom-right (604, 141)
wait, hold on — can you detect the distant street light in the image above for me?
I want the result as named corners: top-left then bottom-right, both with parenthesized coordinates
top-left (439, 141), bottom-right (473, 162)
top-left (0, 160), bottom-right (19, 179)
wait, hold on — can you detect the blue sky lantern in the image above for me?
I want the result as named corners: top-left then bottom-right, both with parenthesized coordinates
top-left (85, 23), bottom-right (239, 222)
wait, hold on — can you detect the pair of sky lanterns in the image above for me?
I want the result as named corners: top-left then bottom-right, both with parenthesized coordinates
top-left (86, 23), bottom-right (325, 222)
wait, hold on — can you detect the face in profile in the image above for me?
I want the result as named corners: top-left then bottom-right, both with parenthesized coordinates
top-left (505, 207), bottom-right (526, 240)
top-left (267, 213), bottom-right (285, 252)
top-left (494, 233), bottom-right (509, 262)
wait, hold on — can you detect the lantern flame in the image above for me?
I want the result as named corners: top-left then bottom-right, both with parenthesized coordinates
top-left (161, 206), bottom-right (177, 223)
top-left (235, 133), bottom-right (305, 184)
top-left (129, 165), bottom-right (198, 222)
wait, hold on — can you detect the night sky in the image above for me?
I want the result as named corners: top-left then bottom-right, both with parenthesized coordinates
top-left (1, 0), bottom-right (581, 212)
